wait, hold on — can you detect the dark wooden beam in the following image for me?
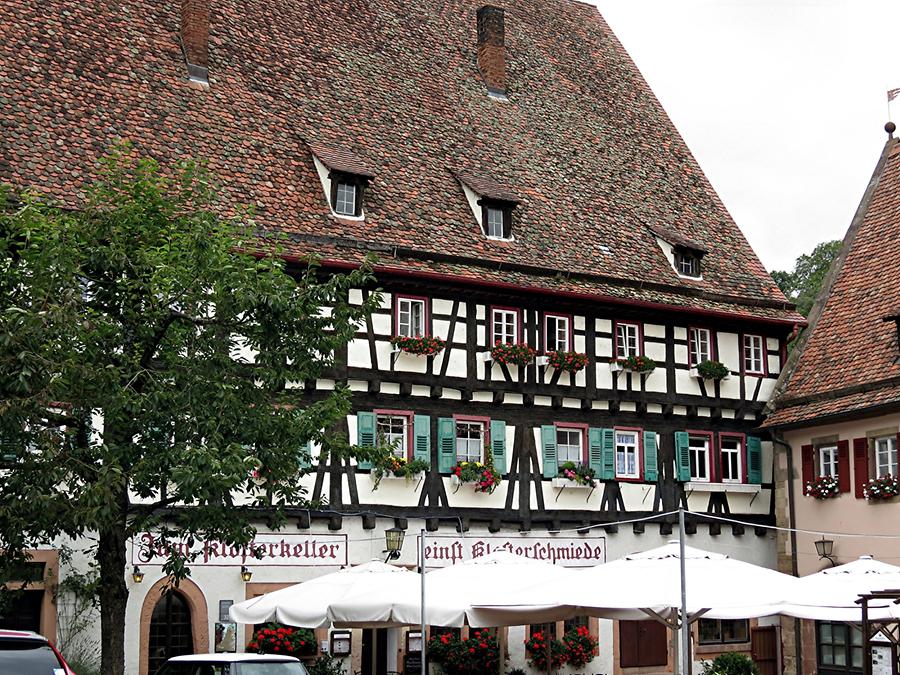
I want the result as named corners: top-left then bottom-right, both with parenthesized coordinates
top-left (362, 514), bottom-right (377, 530)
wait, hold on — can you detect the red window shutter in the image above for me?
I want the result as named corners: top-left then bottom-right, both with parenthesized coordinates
top-left (619, 621), bottom-right (639, 668)
top-left (639, 621), bottom-right (669, 667)
top-left (837, 440), bottom-right (851, 492)
top-left (801, 444), bottom-right (815, 495)
top-left (853, 438), bottom-right (870, 499)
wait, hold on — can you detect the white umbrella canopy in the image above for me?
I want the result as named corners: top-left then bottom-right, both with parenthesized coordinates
top-left (328, 551), bottom-right (581, 628)
top-left (779, 556), bottom-right (900, 621)
top-left (475, 541), bottom-right (797, 624)
top-left (229, 559), bottom-right (413, 628)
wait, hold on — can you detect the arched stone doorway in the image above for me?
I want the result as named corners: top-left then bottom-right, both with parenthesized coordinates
top-left (139, 577), bottom-right (208, 675)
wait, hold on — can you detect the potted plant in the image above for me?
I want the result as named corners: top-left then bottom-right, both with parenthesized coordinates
top-left (452, 446), bottom-right (502, 494)
top-left (390, 335), bottom-right (446, 356)
top-left (546, 350), bottom-right (589, 373)
top-left (247, 623), bottom-right (317, 657)
top-left (612, 355), bottom-right (656, 373)
top-left (864, 475), bottom-right (899, 501)
top-left (692, 359), bottom-right (730, 380)
top-left (805, 475), bottom-right (840, 500)
top-left (370, 454), bottom-right (430, 490)
top-left (490, 341), bottom-right (537, 367)
top-left (561, 625), bottom-right (599, 668)
top-left (553, 461), bottom-right (597, 488)
top-left (524, 630), bottom-right (568, 672)
top-left (427, 630), bottom-right (503, 675)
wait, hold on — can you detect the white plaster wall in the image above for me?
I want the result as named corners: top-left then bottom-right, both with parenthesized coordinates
top-left (644, 341), bottom-right (666, 362)
top-left (347, 339), bottom-right (371, 368)
top-left (717, 333), bottom-right (740, 372)
top-left (394, 351), bottom-right (428, 374)
top-left (675, 369), bottom-right (702, 396)
top-left (644, 368), bottom-right (667, 393)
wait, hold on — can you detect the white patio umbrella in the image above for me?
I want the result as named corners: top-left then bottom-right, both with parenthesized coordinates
top-left (229, 559), bottom-right (413, 628)
top-left (327, 551), bottom-right (580, 628)
top-left (779, 556), bottom-right (900, 621)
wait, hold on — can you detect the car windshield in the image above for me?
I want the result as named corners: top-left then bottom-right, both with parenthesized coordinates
top-left (157, 661), bottom-right (308, 675)
top-left (0, 640), bottom-right (63, 675)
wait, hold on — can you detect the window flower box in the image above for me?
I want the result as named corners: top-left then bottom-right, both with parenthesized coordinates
top-left (864, 475), bottom-right (899, 501)
top-left (805, 475), bottom-right (840, 500)
top-left (370, 456), bottom-right (429, 490)
top-left (390, 335), bottom-right (445, 356)
top-left (554, 462), bottom-right (597, 488)
top-left (546, 350), bottom-right (589, 373)
top-left (611, 355), bottom-right (656, 374)
top-left (691, 360), bottom-right (731, 381)
top-left (490, 341), bottom-right (537, 367)
top-left (451, 448), bottom-right (502, 494)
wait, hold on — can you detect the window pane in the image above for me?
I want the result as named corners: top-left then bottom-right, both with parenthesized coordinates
top-left (698, 619), bottom-right (721, 644)
top-left (456, 422), bottom-right (483, 463)
top-left (377, 415), bottom-right (408, 457)
top-left (689, 436), bottom-right (709, 480)
top-left (486, 207), bottom-right (504, 237)
top-left (616, 324), bottom-right (639, 358)
top-left (335, 182), bottom-right (356, 215)
top-left (493, 310), bottom-right (517, 345)
top-left (615, 432), bottom-right (638, 478)
top-left (819, 623), bottom-right (833, 643)
top-left (557, 429), bottom-right (582, 464)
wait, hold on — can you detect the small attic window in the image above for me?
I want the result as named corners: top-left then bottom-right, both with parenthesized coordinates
top-left (675, 249), bottom-right (701, 278)
top-left (453, 170), bottom-right (519, 241)
top-left (307, 142), bottom-right (375, 221)
top-left (332, 174), bottom-right (363, 217)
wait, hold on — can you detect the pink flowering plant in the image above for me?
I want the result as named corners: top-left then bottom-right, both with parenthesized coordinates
top-left (558, 461), bottom-right (596, 487)
top-left (611, 355), bottom-right (656, 373)
top-left (546, 350), bottom-right (589, 373)
top-left (453, 446), bottom-right (502, 494)
top-left (491, 341), bottom-right (537, 367)
top-left (805, 475), bottom-right (840, 499)
top-left (391, 335), bottom-right (446, 356)
top-left (864, 475), bottom-right (899, 501)
top-left (247, 623), bottom-right (317, 656)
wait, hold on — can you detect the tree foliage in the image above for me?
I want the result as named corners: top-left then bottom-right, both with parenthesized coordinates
top-left (771, 240), bottom-right (841, 317)
top-left (0, 146), bottom-right (378, 674)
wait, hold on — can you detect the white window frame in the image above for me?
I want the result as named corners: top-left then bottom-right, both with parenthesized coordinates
top-left (676, 251), bottom-right (701, 278)
top-left (615, 430), bottom-right (640, 479)
top-left (875, 436), bottom-right (898, 478)
top-left (455, 421), bottom-right (484, 464)
top-left (334, 180), bottom-right (357, 216)
top-left (819, 445), bottom-right (838, 478)
top-left (719, 436), bottom-right (743, 483)
top-left (397, 297), bottom-right (427, 338)
top-left (545, 315), bottom-right (571, 352)
top-left (689, 327), bottom-right (713, 367)
top-left (377, 414), bottom-right (409, 459)
top-left (689, 434), bottom-right (711, 482)
top-left (616, 323), bottom-right (640, 358)
top-left (485, 206), bottom-right (505, 238)
top-left (556, 427), bottom-right (583, 465)
top-left (492, 308), bottom-right (518, 345)
top-left (743, 334), bottom-right (765, 374)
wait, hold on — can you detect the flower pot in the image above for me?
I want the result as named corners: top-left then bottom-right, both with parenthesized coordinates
top-left (551, 477), bottom-right (592, 489)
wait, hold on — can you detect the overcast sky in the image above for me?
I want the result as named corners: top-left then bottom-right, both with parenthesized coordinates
top-left (591, 0), bottom-right (900, 272)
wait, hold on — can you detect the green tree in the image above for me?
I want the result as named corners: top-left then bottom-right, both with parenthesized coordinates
top-left (0, 147), bottom-right (378, 675)
top-left (771, 240), bottom-right (841, 317)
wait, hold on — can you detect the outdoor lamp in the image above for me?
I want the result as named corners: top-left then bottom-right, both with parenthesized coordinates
top-left (815, 537), bottom-right (836, 566)
top-left (240, 565), bottom-right (253, 582)
top-left (131, 566), bottom-right (145, 583)
top-left (384, 527), bottom-right (405, 562)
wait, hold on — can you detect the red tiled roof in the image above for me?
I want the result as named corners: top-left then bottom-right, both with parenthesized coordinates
top-left (646, 224), bottom-right (708, 255)
top-left (1, 0), bottom-right (799, 324)
top-left (765, 139), bottom-right (900, 427)
top-left (453, 170), bottom-right (520, 203)
top-left (307, 142), bottom-right (376, 179)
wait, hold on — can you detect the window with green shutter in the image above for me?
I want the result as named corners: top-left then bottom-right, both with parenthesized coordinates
top-left (437, 417), bottom-right (456, 473)
top-left (356, 411), bottom-right (376, 470)
top-left (599, 428), bottom-right (615, 480)
top-left (675, 431), bottom-right (691, 482)
top-left (298, 441), bottom-right (313, 470)
top-left (643, 431), bottom-right (658, 482)
top-left (490, 420), bottom-right (507, 475)
top-left (747, 436), bottom-right (763, 484)
top-left (542, 425), bottom-right (558, 478)
top-left (413, 415), bottom-right (431, 467)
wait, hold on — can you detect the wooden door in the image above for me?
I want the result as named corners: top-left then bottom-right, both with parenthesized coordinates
top-left (751, 626), bottom-right (780, 675)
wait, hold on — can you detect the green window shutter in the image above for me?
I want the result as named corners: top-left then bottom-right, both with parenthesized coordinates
top-left (587, 427), bottom-right (603, 477)
top-left (357, 411), bottom-right (376, 470)
top-left (490, 420), bottom-right (507, 476)
top-left (437, 417), bottom-right (457, 473)
top-left (298, 441), bottom-right (312, 470)
top-left (600, 428), bottom-right (616, 480)
top-left (413, 415), bottom-right (431, 468)
top-left (747, 436), bottom-right (763, 484)
top-left (675, 431), bottom-right (691, 482)
top-left (542, 425), bottom-right (558, 478)
top-left (643, 431), bottom-right (658, 482)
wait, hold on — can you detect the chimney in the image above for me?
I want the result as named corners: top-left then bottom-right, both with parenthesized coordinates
top-left (181, 0), bottom-right (210, 84)
top-left (477, 6), bottom-right (506, 96)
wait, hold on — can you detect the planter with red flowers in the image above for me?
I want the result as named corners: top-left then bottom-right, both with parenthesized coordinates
top-left (805, 475), bottom-right (840, 500)
top-left (390, 335), bottom-right (446, 356)
top-left (489, 342), bottom-right (537, 367)
top-left (690, 359), bottom-right (731, 381)
top-left (546, 350), bottom-right (589, 373)
top-left (525, 630), bottom-right (568, 672)
top-left (247, 623), bottom-right (317, 657)
top-left (427, 629), bottom-right (504, 675)
top-left (864, 475), bottom-right (899, 501)
top-left (611, 355), bottom-right (657, 374)
top-left (450, 447), bottom-right (502, 494)
top-left (562, 625), bottom-right (599, 669)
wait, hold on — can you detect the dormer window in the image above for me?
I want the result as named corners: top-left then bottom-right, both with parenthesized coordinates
top-left (453, 170), bottom-right (519, 241)
top-left (675, 249), bottom-right (701, 278)
top-left (307, 142), bottom-right (375, 220)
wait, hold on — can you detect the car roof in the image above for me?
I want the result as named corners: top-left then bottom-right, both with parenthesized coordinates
top-left (0, 630), bottom-right (47, 642)
top-left (168, 653), bottom-right (301, 663)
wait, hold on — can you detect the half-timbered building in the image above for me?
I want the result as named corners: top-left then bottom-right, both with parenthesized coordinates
top-left (2, 0), bottom-right (804, 672)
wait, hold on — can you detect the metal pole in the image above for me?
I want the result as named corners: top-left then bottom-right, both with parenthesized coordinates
top-left (420, 528), bottom-right (427, 675)
top-left (679, 508), bottom-right (691, 675)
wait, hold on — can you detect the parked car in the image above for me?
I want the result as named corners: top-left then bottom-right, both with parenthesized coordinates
top-left (157, 653), bottom-right (310, 675)
top-left (0, 629), bottom-right (77, 675)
